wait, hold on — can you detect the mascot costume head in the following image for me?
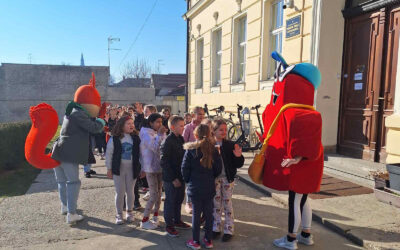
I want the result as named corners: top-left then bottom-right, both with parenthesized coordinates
top-left (249, 52), bottom-right (324, 194)
top-left (25, 73), bottom-right (106, 169)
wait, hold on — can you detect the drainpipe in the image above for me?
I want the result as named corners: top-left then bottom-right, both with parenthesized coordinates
top-left (310, 0), bottom-right (322, 108)
top-left (310, 0), bottom-right (322, 66)
top-left (185, 0), bottom-right (190, 113)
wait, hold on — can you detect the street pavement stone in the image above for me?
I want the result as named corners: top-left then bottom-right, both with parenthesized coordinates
top-left (0, 158), bottom-right (363, 250)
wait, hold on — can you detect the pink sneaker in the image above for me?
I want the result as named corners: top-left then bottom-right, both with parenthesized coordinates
top-left (186, 239), bottom-right (201, 250)
top-left (203, 237), bottom-right (213, 249)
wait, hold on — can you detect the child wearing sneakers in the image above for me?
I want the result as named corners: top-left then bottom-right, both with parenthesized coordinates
top-left (182, 124), bottom-right (222, 249)
top-left (211, 119), bottom-right (244, 242)
top-left (139, 113), bottom-right (167, 230)
top-left (161, 115), bottom-right (191, 237)
top-left (106, 115), bottom-right (141, 225)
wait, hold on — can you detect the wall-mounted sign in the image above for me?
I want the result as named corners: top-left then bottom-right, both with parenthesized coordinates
top-left (286, 15), bottom-right (301, 39)
top-left (176, 96), bottom-right (185, 101)
top-left (354, 82), bottom-right (363, 90)
top-left (354, 73), bottom-right (363, 81)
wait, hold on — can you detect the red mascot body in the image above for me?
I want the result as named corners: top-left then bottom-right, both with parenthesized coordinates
top-left (261, 52), bottom-right (324, 194)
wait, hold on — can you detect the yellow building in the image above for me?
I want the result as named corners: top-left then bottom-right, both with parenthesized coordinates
top-left (184, 0), bottom-right (400, 164)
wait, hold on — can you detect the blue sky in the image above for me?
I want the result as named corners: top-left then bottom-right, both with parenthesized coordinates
top-left (0, 0), bottom-right (187, 80)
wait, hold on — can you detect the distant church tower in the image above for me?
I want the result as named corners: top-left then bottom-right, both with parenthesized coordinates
top-left (80, 53), bottom-right (85, 66)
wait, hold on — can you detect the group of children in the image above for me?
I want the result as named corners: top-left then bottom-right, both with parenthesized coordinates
top-left (104, 105), bottom-right (245, 249)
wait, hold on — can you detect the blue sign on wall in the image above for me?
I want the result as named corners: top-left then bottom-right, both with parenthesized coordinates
top-left (286, 15), bottom-right (301, 39)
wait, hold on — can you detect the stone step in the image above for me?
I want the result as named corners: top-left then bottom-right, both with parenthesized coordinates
top-left (324, 153), bottom-right (386, 188)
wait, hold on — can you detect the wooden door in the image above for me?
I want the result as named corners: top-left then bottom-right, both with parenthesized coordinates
top-left (378, 6), bottom-right (400, 162)
top-left (338, 9), bottom-right (386, 161)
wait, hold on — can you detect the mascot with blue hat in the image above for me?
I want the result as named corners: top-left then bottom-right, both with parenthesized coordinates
top-left (249, 51), bottom-right (323, 249)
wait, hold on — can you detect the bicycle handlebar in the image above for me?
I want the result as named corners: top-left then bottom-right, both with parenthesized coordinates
top-left (251, 104), bottom-right (261, 110)
top-left (209, 105), bottom-right (225, 112)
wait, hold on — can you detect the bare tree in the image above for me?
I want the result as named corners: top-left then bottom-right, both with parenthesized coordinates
top-left (153, 61), bottom-right (161, 74)
top-left (121, 58), bottom-right (152, 79)
top-left (109, 74), bottom-right (116, 85)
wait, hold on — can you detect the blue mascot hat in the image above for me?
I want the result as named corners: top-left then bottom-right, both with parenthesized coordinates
top-left (271, 51), bottom-right (321, 90)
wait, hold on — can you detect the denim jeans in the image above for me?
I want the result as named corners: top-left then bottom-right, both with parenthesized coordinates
top-left (186, 187), bottom-right (192, 204)
top-left (83, 164), bottom-right (92, 173)
top-left (191, 196), bottom-right (214, 242)
top-left (54, 162), bottom-right (81, 214)
top-left (163, 181), bottom-right (185, 226)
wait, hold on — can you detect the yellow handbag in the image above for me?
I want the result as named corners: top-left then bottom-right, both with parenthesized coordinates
top-left (248, 103), bottom-right (315, 184)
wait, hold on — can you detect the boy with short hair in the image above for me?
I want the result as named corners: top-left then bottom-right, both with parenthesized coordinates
top-left (161, 115), bottom-right (191, 237)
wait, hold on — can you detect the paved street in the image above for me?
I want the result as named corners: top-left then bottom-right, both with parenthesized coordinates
top-left (0, 159), bottom-right (363, 250)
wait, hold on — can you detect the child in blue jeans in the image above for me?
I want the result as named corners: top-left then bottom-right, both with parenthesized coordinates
top-left (182, 124), bottom-right (222, 249)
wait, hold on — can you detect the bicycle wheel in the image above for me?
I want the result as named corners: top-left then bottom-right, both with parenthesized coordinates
top-left (227, 124), bottom-right (241, 141)
top-left (249, 130), bottom-right (259, 148)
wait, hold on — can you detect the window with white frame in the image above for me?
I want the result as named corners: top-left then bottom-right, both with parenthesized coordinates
top-left (268, 0), bottom-right (284, 78)
top-left (212, 29), bottom-right (222, 87)
top-left (236, 16), bottom-right (247, 83)
top-left (196, 38), bottom-right (204, 89)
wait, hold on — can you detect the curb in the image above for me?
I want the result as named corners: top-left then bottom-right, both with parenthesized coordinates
top-left (236, 175), bottom-right (366, 248)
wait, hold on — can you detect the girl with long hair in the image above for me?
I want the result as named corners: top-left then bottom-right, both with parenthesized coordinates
top-left (105, 116), bottom-right (142, 225)
top-left (139, 113), bottom-right (167, 230)
top-left (182, 124), bottom-right (222, 249)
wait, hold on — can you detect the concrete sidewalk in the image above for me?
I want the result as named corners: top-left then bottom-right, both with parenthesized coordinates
top-left (237, 153), bottom-right (400, 250)
top-left (0, 157), bottom-right (361, 250)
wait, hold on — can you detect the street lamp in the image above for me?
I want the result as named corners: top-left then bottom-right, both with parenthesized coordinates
top-left (108, 36), bottom-right (121, 84)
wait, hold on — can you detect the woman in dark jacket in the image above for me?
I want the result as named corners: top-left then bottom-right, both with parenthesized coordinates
top-left (182, 124), bottom-right (222, 249)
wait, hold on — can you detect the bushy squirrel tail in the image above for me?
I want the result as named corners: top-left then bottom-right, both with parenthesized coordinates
top-left (25, 103), bottom-right (60, 169)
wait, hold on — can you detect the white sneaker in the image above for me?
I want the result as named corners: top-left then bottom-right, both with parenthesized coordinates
top-left (66, 213), bottom-right (84, 225)
top-left (61, 204), bottom-right (67, 215)
top-left (116, 214), bottom-right (124, 225)
top-left (140, 220), bottom-right (157, 230)
top-left (143, 191), bottom-right (150, 201)
top-left (151, 216), bottom-right (159, 227)
top-left (297, 234), bottom-right (314, 246)
top-left (273, 236), bottom-right (298, 250)
top-left (126, 211), bottom-right (134, 223)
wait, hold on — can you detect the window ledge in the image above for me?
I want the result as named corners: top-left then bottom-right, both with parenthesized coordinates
top-left (260, 80), bottom-right (274, 90)
top-left (231, 83), bottom-right (245, 92)
top-left (211, 86), bottom-right (221, 93)
top-left (231, 81), bottom-right (246, 85)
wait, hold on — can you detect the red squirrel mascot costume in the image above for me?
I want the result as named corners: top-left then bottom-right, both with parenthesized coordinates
top-left (25, 73), bottom-right (108, 225)
top-left (254, 51), bottom-right (323, 248)
top-left (25, 73), bottom-right (107, 169)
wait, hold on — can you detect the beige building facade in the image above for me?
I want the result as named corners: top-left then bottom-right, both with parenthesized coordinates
top-left (184, 0), bottom-right (400, 164)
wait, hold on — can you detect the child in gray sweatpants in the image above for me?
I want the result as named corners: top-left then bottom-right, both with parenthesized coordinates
top-left (106, 116), bottom-right (141, 225)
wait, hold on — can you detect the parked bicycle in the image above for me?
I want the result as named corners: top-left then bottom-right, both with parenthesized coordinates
top-left (204, 104), bottom-right (239, 141)
top-left (233, 104), bottom-right (263, 152)
top-left (251, 104), bottom-right (264, 143)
